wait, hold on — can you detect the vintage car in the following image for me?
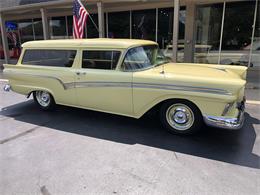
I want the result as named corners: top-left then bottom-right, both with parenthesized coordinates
top-left (3, 39), bottom-right (247, 135)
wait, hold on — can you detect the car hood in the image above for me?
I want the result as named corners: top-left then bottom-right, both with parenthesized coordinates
top-left (158, 63), bottom-right (241, 80)
top-left (139, 63), bottom-right (247, 97)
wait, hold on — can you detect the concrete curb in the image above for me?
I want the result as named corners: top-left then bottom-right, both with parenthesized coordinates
top-left (246, 85), bottom-right (259, 90)
top-left (246, 100), bottom-right (260, 105)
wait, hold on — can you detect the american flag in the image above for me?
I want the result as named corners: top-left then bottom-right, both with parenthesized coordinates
top-left (73, 0), bottom-right (89, 39)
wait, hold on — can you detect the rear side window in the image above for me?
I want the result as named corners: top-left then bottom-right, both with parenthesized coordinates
top-left (82, 50), bottom-right (121, 70)
top-left (22, 49), bottom-right (77, 67)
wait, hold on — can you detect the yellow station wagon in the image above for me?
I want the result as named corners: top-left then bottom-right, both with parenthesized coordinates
top-left (3, 39), bottom-right (247, 135)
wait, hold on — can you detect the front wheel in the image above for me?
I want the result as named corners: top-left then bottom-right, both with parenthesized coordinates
top-left (160, 100), bottom-right (202, 135)
top-left (33, 91), bottom-right (56, 111)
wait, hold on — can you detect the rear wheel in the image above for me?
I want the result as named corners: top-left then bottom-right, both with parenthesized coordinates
top-left (160, 100), bottom-right (202, 135)
top-left (33, 91), bottom-right (56, 110)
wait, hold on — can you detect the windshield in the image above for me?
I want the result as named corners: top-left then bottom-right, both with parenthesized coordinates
top-left (123, 45), bottom-right (169, 71)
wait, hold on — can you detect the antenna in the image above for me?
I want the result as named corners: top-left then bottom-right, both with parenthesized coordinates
top-left (160, 64), bottom-right (165, 74)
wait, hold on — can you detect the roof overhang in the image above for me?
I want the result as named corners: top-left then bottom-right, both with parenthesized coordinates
top-left (0, 0), bottom-right (247, 20)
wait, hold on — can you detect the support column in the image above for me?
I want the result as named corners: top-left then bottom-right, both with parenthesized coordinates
top-left (155, 8), bottom-right (158, 43)
top-left (97, 2), bottom-right (104, 38)
top-left (130, 10), bottom-right (132, 39)
top-left (172, 0), bottom-right (180, 63)
top-left (184, 1), bottom-right (196, 63)
top-left (40, 8), bottom-right (49, 40)
top-left (0, 13), bottom-right (9, 64)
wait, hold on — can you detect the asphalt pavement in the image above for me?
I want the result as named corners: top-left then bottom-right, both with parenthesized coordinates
top-left (0, 81), bottom-right (259, 195)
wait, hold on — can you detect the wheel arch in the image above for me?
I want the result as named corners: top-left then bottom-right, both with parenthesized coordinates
top-left (135, 97), bottom-right (204, 119)
top-left (28, 88), bottom-right (56, 100)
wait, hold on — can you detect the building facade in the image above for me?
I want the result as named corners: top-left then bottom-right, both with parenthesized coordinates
top-left (0, 0), bottom-right (259, 74)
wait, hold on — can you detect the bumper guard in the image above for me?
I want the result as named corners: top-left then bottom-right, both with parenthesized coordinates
top-left (203, 99), bottom-right (245, 130)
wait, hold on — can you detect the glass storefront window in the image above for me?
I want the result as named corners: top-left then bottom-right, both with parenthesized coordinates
top-left (158, 7), bottom-right (186, 62)
top-left (67, 16), bottom-right (73, 38)
top-left (104, 13), bottom-right (107, 37)
top-left (158, 7), bottom-right (186, 49)
top-left (108, 11), bottom-right (130, 38)
top-left (33, 18), bottom-right (44, 40)
top-left (18, 19), bottom-right (34, 43)
top-left (0, 29), bottom-right (4, 59)
top-left (220, 1), bottom-right (255, 65)
top-left (195, 3), bottom-right (223, 64)
top-left (251, 2), bottom-right (260, 70)
top-left (8, 21), bottom-right (22, 60)
top-left (132, 9), bottom-right (156, 41)
top-left (49, 16), bottom-right (67, 39)
top-left (86, 14), bottom-right (99, 38)
top-left (67, 14), bottom-right (99, 38)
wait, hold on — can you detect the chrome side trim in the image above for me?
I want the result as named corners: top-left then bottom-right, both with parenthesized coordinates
top-left (70, 81), bottom-right (132, 89)
top-left (4, 72), bottom-right (68, 90)
top-left (133, 83), bottom-right (231, 95)
top-left (4, 72), bottom-right (232, 95)
top-left (203, 110), bottom-right (244, 130)
top-left (70, 81), bottom-right (231, 95)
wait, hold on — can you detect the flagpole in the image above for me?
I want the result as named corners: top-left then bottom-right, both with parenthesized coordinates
top-left (77, 0), bottom-right (99, 34)
top-left (88, 14), bottom-right (99, 33)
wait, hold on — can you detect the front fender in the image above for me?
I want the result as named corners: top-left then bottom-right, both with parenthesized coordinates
top-left (133, 93), bottom-right (237, 119)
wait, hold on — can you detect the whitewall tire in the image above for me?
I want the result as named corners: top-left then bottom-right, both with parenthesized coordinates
top-left (33, 91), bottom-right (56, 110)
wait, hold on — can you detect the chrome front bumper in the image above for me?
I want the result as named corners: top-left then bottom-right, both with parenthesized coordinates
top-left (203, 100), bottom-right (245, 130)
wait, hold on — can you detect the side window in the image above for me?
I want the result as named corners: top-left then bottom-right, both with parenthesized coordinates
top-left (82, 50), bottom-right (121, 70)
top-left (22, 49), bottom-right (77, 67)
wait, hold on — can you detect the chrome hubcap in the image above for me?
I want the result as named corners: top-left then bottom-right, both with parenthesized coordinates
top-left (35, 91), bottom-right (51, 107)
top-left (166, 103), bottom-right (194, 131)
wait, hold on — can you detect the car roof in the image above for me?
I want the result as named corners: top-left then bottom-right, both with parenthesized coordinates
top-left (22, 38), bottom-right (157, 49)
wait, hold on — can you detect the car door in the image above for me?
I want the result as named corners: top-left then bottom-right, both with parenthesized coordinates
top-left (75, 49), bottom-right (133, 116)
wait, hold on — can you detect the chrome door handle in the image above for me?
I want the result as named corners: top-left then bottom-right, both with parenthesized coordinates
top-left (76, 72), bottom-right (86, 75)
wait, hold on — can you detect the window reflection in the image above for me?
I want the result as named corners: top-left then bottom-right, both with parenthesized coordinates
top-left (158, 7), bottom-right (185, 49)
top-left (33, 18), bottom-right (43, 40)
top-left (18, 19), bottom-right (34, 43)
top-left (250, 3), bottom-right (260, 70)
top-left (0, 30), bottom-right (4, 59)
top-left (7, 21), bottom-right (22, 60)
top-left (67, 16), bottom-right (73, 38)
top-left (50, 16), bottom-right (67, 38)
top-left (108, 11), bottom-right (130, 38)
top-left (220, 1), bottom-right (255, 66)
top-left (132, 9), bottom-right (156, 41)
top-left (158, 7), bottom-right (186, 62)
top-left (86, 14), bottom-right (99, 38)
top-left (195, 3), bottom-right (223, 64)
